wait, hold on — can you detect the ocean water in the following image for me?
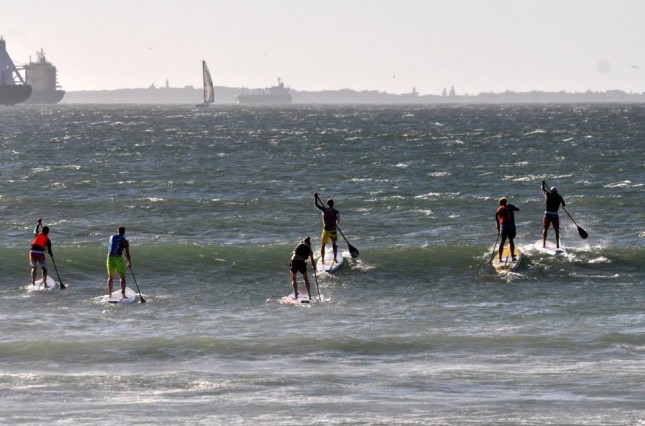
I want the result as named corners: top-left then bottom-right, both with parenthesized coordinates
top-left (0, 104), bottom-right (643, 425)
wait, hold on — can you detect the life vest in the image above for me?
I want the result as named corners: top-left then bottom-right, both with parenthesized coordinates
top-left (495, 206), bottom-right (509, 225)
top-left (496, 206), bottom-right (514, 225)
top-left (108, 234), bottom-right (126, 256)
top-left (31, 233), bottom-right (49, 251)
top-left (323, 208), bottom-right (338, 229)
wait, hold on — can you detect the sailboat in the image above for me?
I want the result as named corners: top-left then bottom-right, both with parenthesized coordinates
top-left (198, 60), bottom-right (214, 107)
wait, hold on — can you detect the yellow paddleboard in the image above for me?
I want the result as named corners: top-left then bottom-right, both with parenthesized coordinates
top-left (492, 245), bottom-right (522, 273)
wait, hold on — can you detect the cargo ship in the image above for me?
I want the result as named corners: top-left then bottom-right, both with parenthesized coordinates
top-left (0, 37), bottom-right (32, 106)
top-left (237, 78), bottom-right (292, 105)
top-left (23, 49), bottom-right (65, 104)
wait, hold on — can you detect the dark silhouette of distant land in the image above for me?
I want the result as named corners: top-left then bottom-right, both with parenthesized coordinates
top-left (62, 84), bottom-right (645, 104)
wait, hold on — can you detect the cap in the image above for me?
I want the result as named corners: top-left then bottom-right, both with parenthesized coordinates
top-left (550, 186), bottom-right (557, 192)
top-left (499, 197), bottom-right (507, 205)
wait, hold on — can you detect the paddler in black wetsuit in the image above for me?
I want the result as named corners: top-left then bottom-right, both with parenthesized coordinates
top-left (541, 180), bottom-right (566, 248)
top-left (290, 236), bottom-right (315, 300)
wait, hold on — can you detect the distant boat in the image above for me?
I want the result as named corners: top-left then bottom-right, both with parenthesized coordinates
top-left (23, 49), bottom-right (65, 104)
top-left (198, 60), bottom-right (214, 107)
top-left (237, 78), bottom-right (292, 105)
top-left (0, 37), bottom-right (32, 106)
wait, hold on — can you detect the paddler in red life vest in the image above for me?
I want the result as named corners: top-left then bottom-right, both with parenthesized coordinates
top-left (495, 197), bottom-right (520, 262)
top-left (290, 236), bottom-right (315, 300)
top-left (29, 218), bottom-right (53, 287)
top-left (106, 226), bottom-right (132, 300)
top-left (314, 193), bottom-right (340, 266)
top-left (541, 180), bottom-right (566, 248)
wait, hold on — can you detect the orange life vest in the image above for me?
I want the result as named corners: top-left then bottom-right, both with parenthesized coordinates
top-left (31, 233), bottom-right (49, 251)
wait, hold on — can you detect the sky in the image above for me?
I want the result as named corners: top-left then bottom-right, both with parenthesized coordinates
top-left (2, 0), bottom-right (645, 95)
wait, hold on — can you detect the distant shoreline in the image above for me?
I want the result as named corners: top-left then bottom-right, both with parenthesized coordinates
top-left (61, 85), bottom-right (645, 104)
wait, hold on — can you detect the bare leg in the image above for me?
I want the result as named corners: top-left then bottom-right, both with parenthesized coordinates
top-left (302, 273), bottom-right (312, 299)
top-left (554, 228), bottom-right (560, 248)
top-left (42, 268), bottom-right (49, 288)
top-left (498, 236), bottom-right (507, 261)
top-left (320, 245), bottom-right (325, 264)
top-left (31, 267), bottom-right (37, 285)
top-left (120, 275), bottom-right (127, 299)
top-left (107, 275), bottom-right (113, 296)
top-left (332, 243), bottom-right (338, 264)
top-left (510, 239), bottom-right (516, 260)
top-left (291, 271), bottom-right (298, 298)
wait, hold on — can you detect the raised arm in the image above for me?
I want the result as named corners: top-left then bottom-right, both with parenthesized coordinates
top-left (33, 218), bottom-right (43, 235)
top-left (313, 192), bottom-right (325, 212)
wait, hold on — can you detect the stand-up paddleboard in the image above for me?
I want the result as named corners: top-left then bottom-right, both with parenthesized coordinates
top-left (492, 245), bottom-right (522, 273)
top-left (316, 246), bottom-right (344, 273)
top-left (281, 291), bottom-right (311, 305)
top-left (534, 239), bottom-right (567, 257)
top-left (101, 286), bottom-right (138, 304)
top-left (27, 276), bottom-right (57, 291)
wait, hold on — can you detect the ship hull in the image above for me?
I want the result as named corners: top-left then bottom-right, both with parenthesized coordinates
top-left (23, 89), bottom-right (65, 104)
top-left (0, 84), bottom-right (32, 106)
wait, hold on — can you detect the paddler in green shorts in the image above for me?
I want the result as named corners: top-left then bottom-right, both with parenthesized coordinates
top-left (106, 226), bottom-right (131, 300)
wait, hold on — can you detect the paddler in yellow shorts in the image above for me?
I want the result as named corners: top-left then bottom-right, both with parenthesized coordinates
top-left (314, 193), bottom-right (340, 265)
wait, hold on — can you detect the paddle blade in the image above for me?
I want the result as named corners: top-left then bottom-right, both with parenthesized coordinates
top-left (348, 244), bottom-right (359, 258)
top-left (578, 226), bottom-right (588, 239)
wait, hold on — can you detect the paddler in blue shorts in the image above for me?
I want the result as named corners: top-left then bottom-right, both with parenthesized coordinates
top-left (314, 193), bottom-right (340, 266)
top-left (495, 197), bottom-right (520, 262)
top-left (106, 226), bottom-right (131, 300)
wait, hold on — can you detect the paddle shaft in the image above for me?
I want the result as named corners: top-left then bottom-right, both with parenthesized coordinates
top-left (489, 232), bottom-right (501, 263)
top-left (128, 266), bottom-right (146, 303)
top-left (336, 226), bottom-right (359, 258)
top-left (312, 261), bottom-right (322, 302)
top-left (49, 254), bottom-right (66, 290)
top-left (562, 206), bottom-right (588, 238)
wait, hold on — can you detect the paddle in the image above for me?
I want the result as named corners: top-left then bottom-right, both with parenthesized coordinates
top-left (128, 266), bottom-right (146, 303)
top-left (312, 260), bottom-right (322, 302)
top-left (562, 206), bottom-right (588, 239)
top-left (49, 254), bottom-right (67, 290)
top-left (489, 232), bottom-right (501, 264)
top-left (544, 181), bottom-right (588, 239)
top-left (336, 226), bottom-right (359, 259)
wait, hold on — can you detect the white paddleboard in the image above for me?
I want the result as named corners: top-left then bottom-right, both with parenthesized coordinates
top-left (280, 291), bottom-right (312, 305)
top-left (534, 239), bottom-right (567, 257)
top-left (316, 246), bottom-right (344, 273)
top-left (492, 245), bottom-right (522, 274)
top-left (27, 276), bottom-right (57, 291)
top-left (101, 286), bottom-right (138, 304)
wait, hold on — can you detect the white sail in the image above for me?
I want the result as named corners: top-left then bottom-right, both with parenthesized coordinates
top-left (202, 60), bottom-right (214, 104)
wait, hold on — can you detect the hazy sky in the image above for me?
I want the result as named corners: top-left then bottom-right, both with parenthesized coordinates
top-left (2, 0), bottom-right (644, 94)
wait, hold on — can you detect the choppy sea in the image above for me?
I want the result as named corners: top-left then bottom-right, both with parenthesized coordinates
top-left (0, 104), bottom-right (643, 425)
